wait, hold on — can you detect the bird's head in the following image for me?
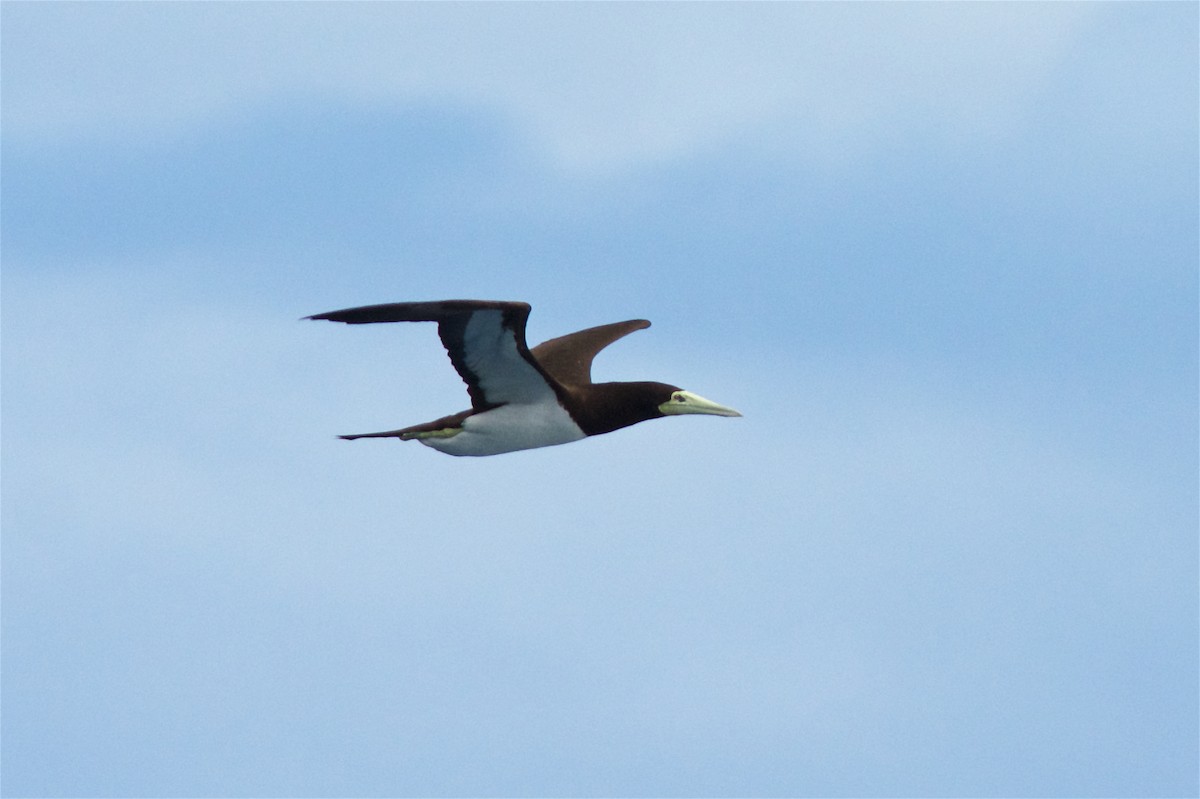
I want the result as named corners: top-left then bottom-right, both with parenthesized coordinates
top-left (573, 381), bottom-right (741, 436)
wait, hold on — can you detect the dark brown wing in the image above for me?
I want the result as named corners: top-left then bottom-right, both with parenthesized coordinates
top-left (307, 300), bottom-right (563, 409)
top-left (529, 319), bottom-right (651, 387)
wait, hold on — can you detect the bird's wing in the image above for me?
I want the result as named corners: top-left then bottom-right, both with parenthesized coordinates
top-left (530, 319), bottom-right (651, 386)
top-left (307, 300), bottom-right (562, 409)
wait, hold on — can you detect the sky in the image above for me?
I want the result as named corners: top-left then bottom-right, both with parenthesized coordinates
top-left (2, 3), bottom-right (1197, 797)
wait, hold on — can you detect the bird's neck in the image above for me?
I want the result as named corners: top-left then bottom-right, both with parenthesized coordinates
top-left (565, 382), bottom-right (663, 436)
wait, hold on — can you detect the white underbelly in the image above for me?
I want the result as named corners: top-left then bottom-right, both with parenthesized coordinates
top-left (418, 401), bottom-right (586, 456)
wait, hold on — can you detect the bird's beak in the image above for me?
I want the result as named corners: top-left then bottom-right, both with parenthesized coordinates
top-left (659, 390), bottom-right (742, 418)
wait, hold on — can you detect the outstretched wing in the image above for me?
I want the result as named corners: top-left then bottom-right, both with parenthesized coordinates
top-left (530, 319), bottom-right (651, 386)
top-left (307, 300), bottom-right (564, 409)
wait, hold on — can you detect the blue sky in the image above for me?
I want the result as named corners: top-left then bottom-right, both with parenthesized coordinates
top-left (2, 3), bottom-right (1196, 797)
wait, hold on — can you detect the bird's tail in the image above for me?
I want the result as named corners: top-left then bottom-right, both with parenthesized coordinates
top-left (337, 409), bottom-right (475, 441)
top-left (338, 429), bottom-right (412, 440)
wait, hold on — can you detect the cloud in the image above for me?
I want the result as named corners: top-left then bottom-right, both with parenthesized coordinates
top-left (3, 3), bottom-right (1099, 173)
top-left (2, 5), bottom-right (1195, 792)
top-left (5, 262), bottom-right (1194, 794)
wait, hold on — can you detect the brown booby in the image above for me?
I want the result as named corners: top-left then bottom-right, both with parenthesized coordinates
top-left (307, 300), bottom-right (741, 456)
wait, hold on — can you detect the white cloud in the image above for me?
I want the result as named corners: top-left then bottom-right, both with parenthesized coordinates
top-left (2, 3), bottom-right (1097, 173)
top-left (4, 259), bottom-right (1193, 795)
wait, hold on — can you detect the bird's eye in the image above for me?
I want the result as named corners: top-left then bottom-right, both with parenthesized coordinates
top-left (675, 394), bottom-right (687, 402)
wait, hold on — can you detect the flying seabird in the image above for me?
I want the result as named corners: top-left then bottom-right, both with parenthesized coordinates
top-left (306, 300), bottom-right (741, 456)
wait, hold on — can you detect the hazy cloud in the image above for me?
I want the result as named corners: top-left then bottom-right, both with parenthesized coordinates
top-left (3, 3), bottom-right (1195, 795)
top-left (3, 3), bottom-right (1097, 172)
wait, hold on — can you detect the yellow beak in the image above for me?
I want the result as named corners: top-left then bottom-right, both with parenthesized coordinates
top-left (658, 390), bottom-right (742, 418)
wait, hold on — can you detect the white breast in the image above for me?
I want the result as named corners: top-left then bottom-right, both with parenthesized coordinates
top-left (417, 400), bottom-right (586, 456)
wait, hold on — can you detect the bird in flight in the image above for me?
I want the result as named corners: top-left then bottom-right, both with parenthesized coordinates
top-left (307, 300), bottom-right (741, 456)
